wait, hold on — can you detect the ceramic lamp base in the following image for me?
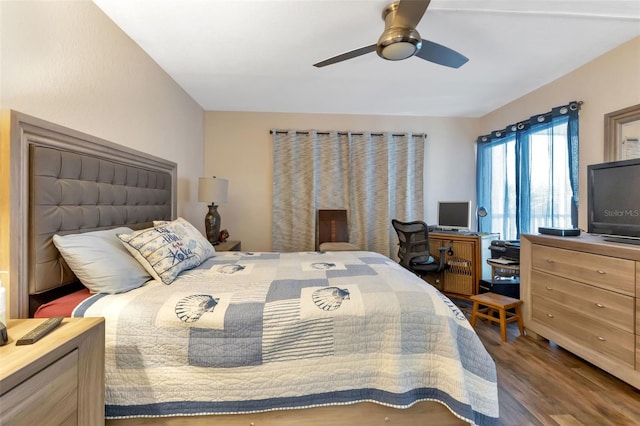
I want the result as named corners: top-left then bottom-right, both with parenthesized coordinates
top-left (204, 203), bottom-right (221, 245)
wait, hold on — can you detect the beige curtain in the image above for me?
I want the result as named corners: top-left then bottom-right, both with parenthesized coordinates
top-left (272, 130), bottom-right (425, 258)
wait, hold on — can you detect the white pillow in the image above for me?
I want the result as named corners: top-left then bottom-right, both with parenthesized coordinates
top-left (117, 224), bottom-right (202, 284)
top-left (53, 227), bottom-right (152, 294)
top-left (152, 217), bottom-right (215, 263)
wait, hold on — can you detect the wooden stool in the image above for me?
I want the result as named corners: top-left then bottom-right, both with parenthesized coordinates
top-left (470, 292), bottom-right (524, 342)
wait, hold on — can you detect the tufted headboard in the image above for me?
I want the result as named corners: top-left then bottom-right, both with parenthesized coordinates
top-left (4, 111), bottom-right (177, 318)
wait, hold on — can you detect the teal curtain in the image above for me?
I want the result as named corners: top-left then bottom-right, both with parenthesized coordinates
top-left (476, 101), bottom-right (580, 240)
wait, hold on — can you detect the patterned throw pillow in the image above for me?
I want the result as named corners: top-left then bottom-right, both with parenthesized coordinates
top-left (152, 217), bottom-right (216, 263)
top-left (117, 225), bottom-right (201, 284)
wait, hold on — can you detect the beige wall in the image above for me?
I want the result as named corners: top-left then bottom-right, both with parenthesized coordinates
top-left (206, 37), bottom-right (640, 251)
top-left (1, 0), bottom-right (205, 224)
top-left (205, 112), bottom-right (479, 251)
top-left (479, 36), bottom-right (640, 231)
top-left (2, 1), bottom-right (638, 258)
top-left (203, 111), bottom-right (477, 251)
top-left (0, 0), bottom-right (205, 317)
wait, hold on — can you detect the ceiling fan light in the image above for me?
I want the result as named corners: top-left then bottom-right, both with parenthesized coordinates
top-left (381, 41), bottom-right (418, 60)
top-left (377, 26), bottom-right (422, 61)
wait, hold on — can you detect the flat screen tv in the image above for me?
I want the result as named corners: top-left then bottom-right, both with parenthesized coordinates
top-left (588, 158), bottom-right (640, 245)
top-left (437, 201), bottom-right (471, 231)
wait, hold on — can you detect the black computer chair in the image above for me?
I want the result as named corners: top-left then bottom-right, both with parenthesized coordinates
top-left (391, 219), bottom-right (451, 275)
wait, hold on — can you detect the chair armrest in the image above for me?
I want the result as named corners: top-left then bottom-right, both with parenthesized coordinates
top-left (438, 245), bottom-right (453, 255)
top-left (436, 245), bottom-right (452, 270)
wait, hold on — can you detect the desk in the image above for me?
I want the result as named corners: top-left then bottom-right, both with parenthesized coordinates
top-left (426, 232), bottom-right (499, 298)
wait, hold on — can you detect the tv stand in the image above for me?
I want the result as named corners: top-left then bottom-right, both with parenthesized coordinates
top-left (521, 233), bottom-right (640, 389)
top-left (426, 232), bottom-right (499, 298)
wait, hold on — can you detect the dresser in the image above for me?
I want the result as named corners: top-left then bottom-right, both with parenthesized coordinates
top-left (427, 232), bottom-right (498, 298)
top-left (521, 234), bottom-right (640, 389)
top-left (0, 317), bottom-right (105, 425)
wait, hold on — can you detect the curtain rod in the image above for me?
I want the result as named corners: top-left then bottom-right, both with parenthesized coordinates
top-left (476, 100), bottom-right (583, 143)
top-left (269, 130), bottom-right (426, 138)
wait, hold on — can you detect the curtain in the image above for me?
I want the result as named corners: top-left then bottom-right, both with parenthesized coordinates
top-left (476, 133), bottom-right (518, 239)
top-left (272, 130), bottom-right (425, 258)
top-left (476, 101), bottom-right (581, 240)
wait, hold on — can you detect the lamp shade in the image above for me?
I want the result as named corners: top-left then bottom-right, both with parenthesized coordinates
top-left (198, 177), bottom-right (228, 204)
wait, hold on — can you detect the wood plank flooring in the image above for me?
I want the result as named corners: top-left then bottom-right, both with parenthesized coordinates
top-left (453, 298), bottom-right (640, 425)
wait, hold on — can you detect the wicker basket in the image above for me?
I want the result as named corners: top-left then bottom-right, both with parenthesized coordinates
top-left (443, 257), bottom-right (473, 295)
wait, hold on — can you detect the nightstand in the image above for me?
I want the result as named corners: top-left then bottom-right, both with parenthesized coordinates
top-left (0, 317), bottom-right (105, 425)
top-left (215, 240), bottom-right (241, 251)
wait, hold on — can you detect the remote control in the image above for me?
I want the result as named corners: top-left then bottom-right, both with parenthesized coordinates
top-left (16, 316), bottom-right (64, 345)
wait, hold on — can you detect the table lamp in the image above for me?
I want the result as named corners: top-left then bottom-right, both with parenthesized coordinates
top-left (198, 177), bottom-right (228, 245)
top-left (477, 206), bottom-right (488, 233)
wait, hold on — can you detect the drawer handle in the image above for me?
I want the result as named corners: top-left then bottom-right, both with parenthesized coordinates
top-left (596, 270), bottom-right (606, 275)
top-left (546, 313), bottom-right (554, 318)
top-left (545, 259), bottom-right (555, 263)
top-left (595, 303), bottom-right (605, 308)
top-left (545, 286), bottom-right (553, 291)
top-left (597, 336), bottom-right (606, 342)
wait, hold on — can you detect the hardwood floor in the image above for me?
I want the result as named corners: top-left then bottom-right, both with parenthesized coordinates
top-left (453, 299), bottom-right (640, 425)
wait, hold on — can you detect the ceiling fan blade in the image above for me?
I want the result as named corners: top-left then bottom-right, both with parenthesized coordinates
top-left (394, 0), bottom-right (431, 29)
top-left (313, 44), bottom-right (377, 68)
top-left (415, 39), bottom-right (469, 68)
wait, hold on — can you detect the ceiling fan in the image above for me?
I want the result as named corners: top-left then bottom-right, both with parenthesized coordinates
top-left (313, 0), bottom-right (468, 69)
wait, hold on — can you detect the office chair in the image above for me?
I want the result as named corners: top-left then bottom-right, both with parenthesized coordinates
top-left (391, 219), bottom-right (451, 275)
top-left (316, 209), bottom-right (360, 251)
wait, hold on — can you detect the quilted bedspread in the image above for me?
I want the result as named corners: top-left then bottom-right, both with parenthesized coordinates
top-left (73, 250), bottom-right (499, 424)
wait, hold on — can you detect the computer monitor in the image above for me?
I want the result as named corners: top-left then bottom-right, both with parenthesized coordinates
top-left (437, 201), bottom-right (472, 231)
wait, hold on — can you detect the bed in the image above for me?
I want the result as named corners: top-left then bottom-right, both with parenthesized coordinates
top-left (4, 111), bottom-right (499, 426)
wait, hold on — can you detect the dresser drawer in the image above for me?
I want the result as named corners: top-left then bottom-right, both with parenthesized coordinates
top-left (1, 349), bottom-right (78, 425)
top-left (636, 297), bottom-right (640, 337)
top-left (531, 270), bottom-right (634, 332)
top-left (531, 245), bottom-right (635, 296)
top-left (532, 295), bottom-right (635, 367)
top-left (637, 337), bottom-right (640, 372)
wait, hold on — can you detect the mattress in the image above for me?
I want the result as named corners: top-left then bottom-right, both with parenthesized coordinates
top-left (73, 250), bottom-right (499, 425)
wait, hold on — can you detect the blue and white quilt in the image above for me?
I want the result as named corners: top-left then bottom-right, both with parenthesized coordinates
top-left (73, 251), bottom-right (499, 425)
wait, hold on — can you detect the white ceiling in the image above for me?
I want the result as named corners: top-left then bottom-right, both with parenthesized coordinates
top-left (93, 0), bottom-right (640, 117)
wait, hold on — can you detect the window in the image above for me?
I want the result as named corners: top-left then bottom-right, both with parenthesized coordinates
top-left (476, 102), bottom-right (580, 240)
